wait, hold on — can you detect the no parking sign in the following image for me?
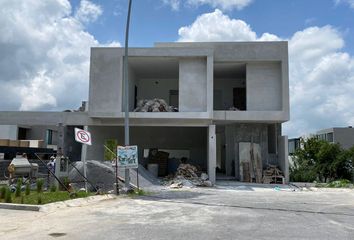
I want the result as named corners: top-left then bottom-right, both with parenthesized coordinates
top-left (74, 128), bottom-right (92, 145)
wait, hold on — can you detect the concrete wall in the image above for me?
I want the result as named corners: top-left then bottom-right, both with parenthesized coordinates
top-left (0, 125), bottom-right (18, 140)
top-left (246, 62), bottom-right (282, 111)
top-left (63, 126), bottom-right (83, 161)
top-left (214, 78), bottom-right (245, 110)
top-left (334, 128), bottom-right (354, 150)
top-left (86, 126), bottom-right (207, 170)
top-left (179, 58), bottom-right (207, 112)
top-left (278, 135), bottom-right (289, 182)
top-left (136, 78), bottom-right (178, 106)
top-left (208, 125), bottom-right (216, 183)
top-left (225, 123), bottom-right (269, 179)
top-left (127, 65), bottom-right (137, 111)
top-left (89, 48), bottom-right (123, 116)
top-left (26, 125), bottom-right (58, 144)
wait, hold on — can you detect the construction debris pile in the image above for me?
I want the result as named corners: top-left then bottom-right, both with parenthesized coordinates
top-left (262, 165), bottom-right (285, 184)
top-left (166, 163), bottom-right (212, 188)
top-left (134, 99), bottom-right (178, 112)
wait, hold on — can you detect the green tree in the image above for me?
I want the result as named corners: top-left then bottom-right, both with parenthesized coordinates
top-left (316, 142), bottom-right (342, 182)
top-left (290, 137), bottom-right (322, 182)
top-left (104, 139), bottom-right (117, 161)
top-left (290, 137), bottom-right (353, 182)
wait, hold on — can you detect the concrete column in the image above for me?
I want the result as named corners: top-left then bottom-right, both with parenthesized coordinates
top-left (278, 135), bottom-right (289, 183)
top-left (57, 123), bottom-right (65, 155)
top-left (208, 125), bottom-right (216, 184)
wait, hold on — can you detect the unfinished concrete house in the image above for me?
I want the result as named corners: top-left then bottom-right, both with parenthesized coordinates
top-left (0, 42), bottom-right (290, 184)
top-left (86, 42), bottom-right (290, 183)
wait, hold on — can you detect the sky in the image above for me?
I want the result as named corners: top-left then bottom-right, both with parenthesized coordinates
top-left (0, 0), bottom-right (354, 138)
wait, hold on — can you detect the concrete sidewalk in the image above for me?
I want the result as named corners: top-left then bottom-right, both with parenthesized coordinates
top-left (0, 186), bottom-right (353, 240)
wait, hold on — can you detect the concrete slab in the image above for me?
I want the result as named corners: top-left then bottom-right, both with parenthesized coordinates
top-left (0, 186), bottom-right (353, 240)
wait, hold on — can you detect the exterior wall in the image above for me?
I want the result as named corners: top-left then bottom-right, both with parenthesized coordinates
top-left (0, 125), bottom-right (18, 140)
top-left (334, 128), bottom-right (354, 149)
top-left (316, 127), bottom-right (354, 150)
top-left (179, 58), bottom-right (207, 112)
top-left (26, 125), bottom-right (58, 145)
top-left (208, 125), bottom-right (216, 184)
top-left (86, 126), bottom-right (207, 170)
top-left (225, 123), bottom-right (269, 178)
top-left (278, 135), bottom-right (289, 182)
top-left (89, 48), bottom-right (123, 116)
top-left (246, 62), bottom-right (282, 111)
top-left (128, 65), bottom-right (137, 111)
top-left (63, 126), bottom-right (83, 161)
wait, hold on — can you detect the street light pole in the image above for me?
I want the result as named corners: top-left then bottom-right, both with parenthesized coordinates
top-left (123, 0), bottom-right (132, 190)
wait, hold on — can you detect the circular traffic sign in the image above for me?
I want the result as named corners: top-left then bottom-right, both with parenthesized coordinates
top-left (76, 130), bottom-right (90, 143)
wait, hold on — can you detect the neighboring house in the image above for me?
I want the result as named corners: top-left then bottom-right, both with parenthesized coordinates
top-left (0, 42), bottom-right (290, 183)
top-left (0, 125), bottom-right (58, 149)
top-left (316, 127), bottom-right (354, 150)
top-left (288, 127), bottom-right (354, 167)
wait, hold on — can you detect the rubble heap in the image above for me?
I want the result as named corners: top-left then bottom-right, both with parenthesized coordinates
top-left (167, 163), bottom-right (212, 188)
top-left (134, 99), bottom-right (178, 112)
top-left (262, 165), bottom-right (285, 184)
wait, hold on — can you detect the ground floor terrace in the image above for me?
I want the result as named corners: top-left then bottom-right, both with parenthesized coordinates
top-left (82, 123), bottom-right (288, 183)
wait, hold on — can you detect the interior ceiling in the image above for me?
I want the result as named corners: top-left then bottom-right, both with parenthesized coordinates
top-left (130, 58), bottom-right (246, 79)
top-left (214, 63), bottom-right (246, 78)
top-left (129, 57), bottom-right (179, 78)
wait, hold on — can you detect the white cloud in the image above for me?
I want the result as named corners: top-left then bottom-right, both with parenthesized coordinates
top-left (0, 0), bottom-right (118, 111)
top-left (334, 0), bottom-right (354, 9)
top-left (177, 10), bottom-right (354, 137)
top-left (178, 9), bottom-right (254, 41)
top-left (178, 9), bottom-right (278, 42)
top-left (75, 0), bottom-right (103, 23)
top-left (162, 0), bottom-right (252, 11)
top-left (187, 0), bottom-right (253, 10)
top-left (162, 0), bottom-right (181, 11)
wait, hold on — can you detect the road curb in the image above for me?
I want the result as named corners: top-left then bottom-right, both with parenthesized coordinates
top-left (0, 203), bottom-right (40, 211)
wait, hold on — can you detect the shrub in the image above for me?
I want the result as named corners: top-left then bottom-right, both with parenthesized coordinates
top-left (326, 179), bottom-right (352, 188)
top-left (5, 189), bottom-right (12, 203)
top-left (36, 179), bottom-right (44, 193)
top-left (37, 195), bottom-right (42, 204)
top-left (63, 177), bottom-right (70, 190)
top-left (50, 185), bottom-right (57, 192)
top-left (0, 186), bottom-right (6, 199)
top-left (15, 179), bottom-right (23, 197)
top-left (25, 183), bottom-right (30, 195)
top-left (21, 196), bottom-right (24, 204)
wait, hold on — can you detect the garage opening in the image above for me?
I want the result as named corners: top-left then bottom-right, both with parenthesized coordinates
top-left (100, 126), bottom-right (207, 177)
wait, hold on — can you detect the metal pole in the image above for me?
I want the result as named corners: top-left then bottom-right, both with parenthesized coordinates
top-left (137, 166), bottom-right (139, 191)
top-left (81, 126), bottom-right (89, 193)
top-left (123, 0), bottom-right (133, 190)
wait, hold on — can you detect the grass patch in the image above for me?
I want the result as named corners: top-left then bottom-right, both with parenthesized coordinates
top-left (0, 190), bottom-right (93, 205)
top-left (315, 179), bottom-right (353, 188)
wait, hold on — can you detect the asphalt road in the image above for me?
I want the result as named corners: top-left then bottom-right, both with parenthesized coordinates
top-left (0, 185), bottom-right (354, 240)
